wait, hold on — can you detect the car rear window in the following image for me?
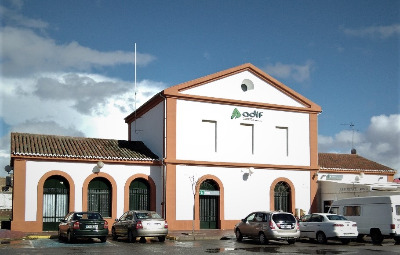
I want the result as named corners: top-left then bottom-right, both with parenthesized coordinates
top-left (396, 205), bottom-right (400, 216)
top-left (135, 212), bottom-right (162, 219)
top-left (272, 213), bottom-right (296, 223)
top-left (327, 215), bottom-right (347, 221)
top-left (73, 213), bottom-right (102, 220)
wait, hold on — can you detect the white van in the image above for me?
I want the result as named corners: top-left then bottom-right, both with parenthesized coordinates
top-left (329, 195), bottom-right (400, 244)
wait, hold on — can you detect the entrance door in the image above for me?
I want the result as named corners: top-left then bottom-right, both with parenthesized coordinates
top-left (199, 179), bottom-right (219, 229)
top-left (43, 176), bottom-right (69, 231)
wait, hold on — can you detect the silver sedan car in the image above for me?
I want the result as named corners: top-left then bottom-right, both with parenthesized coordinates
top-left (112, 210), bottom-right (168, 242)
top-left (234, 211), bottom-right (300, 244)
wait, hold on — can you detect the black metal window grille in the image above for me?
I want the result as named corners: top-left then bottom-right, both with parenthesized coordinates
top-left (88, 178), bottom-right (111, 217)
top-left (129, 179), bottom-right (149, 210)
top-left (274, 181), bottom-right (291, 212)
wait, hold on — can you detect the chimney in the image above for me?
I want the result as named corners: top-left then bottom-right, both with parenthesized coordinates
top-left (351, 148), bottom-right (357, 154)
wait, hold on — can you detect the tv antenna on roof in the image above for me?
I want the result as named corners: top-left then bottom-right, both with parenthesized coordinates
top-left (341, 122), bottom-right (357, 152)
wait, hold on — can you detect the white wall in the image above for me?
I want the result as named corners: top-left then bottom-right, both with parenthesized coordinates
top-left (130, 101), bottom-right (164, 158)
top-left (25, 161), bottom-right (162, 221)
top-left (176, 100), bottom-right (310, 166)
top-left (175, 165), bottom-right (311, 221)
top-left (182, 71), bottom-right (305, 108)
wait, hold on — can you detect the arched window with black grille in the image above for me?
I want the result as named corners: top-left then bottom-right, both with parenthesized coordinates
top-left (274, 181), bottom-right (291, 212)
top-left (88, 177), bottom-right (111, 217)
top-left (129, 178), bottom-right (150, 210)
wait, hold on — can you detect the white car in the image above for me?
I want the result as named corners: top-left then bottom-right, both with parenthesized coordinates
top-left (299, 213), bottom-right (358, 244)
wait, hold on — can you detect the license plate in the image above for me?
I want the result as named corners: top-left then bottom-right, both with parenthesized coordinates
top-left (85, 225), bottom-right (98, 229)
top-left (281, 225), bottom-right (291, 229)
top-left (146, 223), bottom-right (161, 229)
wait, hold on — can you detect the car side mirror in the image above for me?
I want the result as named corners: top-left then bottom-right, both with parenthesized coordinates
top-left (241, 219), bottom-right (246, 223)
top-left (115, 219), bottom-right (119, 222)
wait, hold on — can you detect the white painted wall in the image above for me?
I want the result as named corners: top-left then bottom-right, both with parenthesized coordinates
top-left (176, 100), bottom-right (310, 166)
top-left (175, 165), bottom-right (311, 221)
top-left (130, 101), bottom-right (164, 158)
top-left (25, 161), bottom-right (162, 221)
top-left (182, 71), bottom-right (305, 108)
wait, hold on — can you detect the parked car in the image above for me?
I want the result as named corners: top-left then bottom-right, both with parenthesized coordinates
top-left (234, 211), bottom-right (300, 244)
top-left (299, 213), bottom-right (358, 244)
top-left (58, 211), bottom-right (109, 243)
top-left (112, 210), bottom-right (168, 242)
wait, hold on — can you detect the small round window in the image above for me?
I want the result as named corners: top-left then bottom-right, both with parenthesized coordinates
top-left (241, 79), bottom-right (254, 92)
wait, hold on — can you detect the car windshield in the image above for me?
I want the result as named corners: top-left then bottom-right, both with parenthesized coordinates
top-left (327, 215), bottom-right (348, 221)
top-left (73, 212), bottom-right (102, 220)
top-left (272, 213), bottom-right (296, 223)
top-left (135, 212), bottom-right (162, 219)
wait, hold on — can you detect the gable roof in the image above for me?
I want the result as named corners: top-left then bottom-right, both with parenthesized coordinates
top-left (11, 133), bottom-right (159, 163)
top-left (125, 63), bottom-right (321, 123)
top-left (318, 153), bottom-right (395, 174)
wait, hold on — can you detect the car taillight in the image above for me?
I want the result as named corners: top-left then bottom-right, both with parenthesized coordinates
top-left (296, 221), bottom-right (300, 230)
top-left (104, 220), bottom-right (109, 229)
top-left (73, 221), bottom-right (80, 230)
top-left (333, 224), bottom-right (344, 227)
top-left (352, 223), bottom-right (357, 227)
top-left (136, 220), bottom-right (143, 229)
top-left (269, 221), bottom-right (276, 230)
top-left (391, 224), bottom-right (396, 229)
top-left (164, 220), bottom-right (168, 229)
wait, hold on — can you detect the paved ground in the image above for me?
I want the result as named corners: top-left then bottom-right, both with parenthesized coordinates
top-left (0, 229), bottom-right (235, 243)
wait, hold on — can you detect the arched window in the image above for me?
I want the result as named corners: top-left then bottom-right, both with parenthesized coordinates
top-left (129, 178), bottom-right (150, 210)
top-left (43, 176), bottom-right (69, 231)
top-left (88, 177), bottom-right (111, 217)
top-left (274, 181), bottom-right (291, 212)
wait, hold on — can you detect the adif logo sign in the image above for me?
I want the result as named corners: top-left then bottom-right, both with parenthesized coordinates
top-left (231, 108), bottom-right (263, 121)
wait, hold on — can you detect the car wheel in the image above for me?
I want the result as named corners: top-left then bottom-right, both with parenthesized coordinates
top-left (67, 230), bottom-right (74, 243)
top-left (340, 238), bottom-right (350, 245)
top-left (316, 232), bottom-right (327, 244)
top-left (128, 230), bottom-right (136, 243)
top-left (235, 229), bottom-right (243, 242)
top-left (158, 236), bottom-right (166, 242)
top-left (99, 236), bottom-right (107, 243)
top-left (287, 239), bottom-right (296, 245)
top-left (259, 232), bottom-right (268, 244)
top-left (112, 228), bottom-right (118, 241)
top-left (394, 236), bottom-right (400, 244)
top-left (139, 237), bottom-right (146, 243)
top-left (370, 229), bottom-right (383, 244)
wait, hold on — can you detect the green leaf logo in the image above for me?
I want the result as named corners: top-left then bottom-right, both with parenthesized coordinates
top-left (231, 108), bottom-right (241, 119)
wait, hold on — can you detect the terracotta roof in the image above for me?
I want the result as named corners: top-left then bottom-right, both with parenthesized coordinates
top-left (318, 153), bottom-right (395, 173)
top-left (11, 133), bottom-right (159, 162)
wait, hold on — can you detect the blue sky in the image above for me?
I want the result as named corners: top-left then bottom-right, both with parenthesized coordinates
top-left (0, 0), bottom-right (399, 177)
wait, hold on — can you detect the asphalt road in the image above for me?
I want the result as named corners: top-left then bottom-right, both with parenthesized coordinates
top-left (0, 237), bottom-right (399, 254)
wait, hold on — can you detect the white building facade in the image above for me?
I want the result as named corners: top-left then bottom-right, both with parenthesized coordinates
top-left (125, 63), bottom-right (321, 230)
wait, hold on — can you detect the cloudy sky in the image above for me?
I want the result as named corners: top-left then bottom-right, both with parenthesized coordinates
top-left (0, 0), bottom-right (399, 177)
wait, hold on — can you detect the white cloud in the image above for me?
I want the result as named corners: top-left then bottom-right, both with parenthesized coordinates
top-left (342, 24), bottom-right (400, 39)
top-left (0, 27), bottom-right (155, 77)
top-left (263, 60), bottom-right (314, 83)
top-left (319, 114), bottom-right (400, 177)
